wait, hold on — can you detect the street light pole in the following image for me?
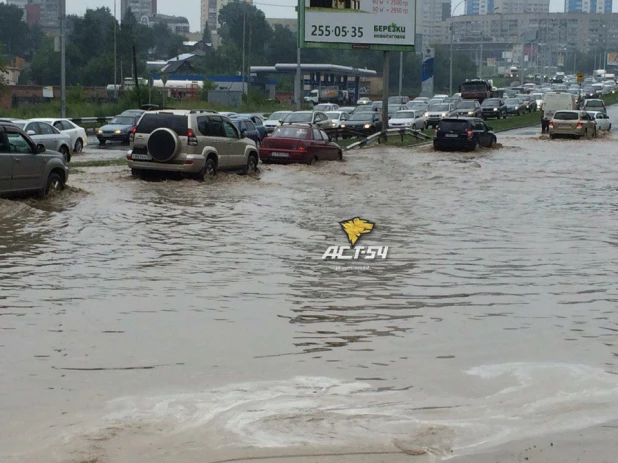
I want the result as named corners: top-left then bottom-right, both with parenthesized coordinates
top-left (241, 4), bottom-right (246, 96)
top-left (398, 51), bottom-right (403, 96)
top-left (60, 0), bottom-right (66, 118)
top-left (114, 0), bottom-right (118, 99)
top-left (450, 0), bottom-right (466, 95)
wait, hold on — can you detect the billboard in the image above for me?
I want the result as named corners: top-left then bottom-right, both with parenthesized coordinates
top-left (608, 53), bottom-right (618, 66)
top-left (299, 0), bottom-right (416, 51)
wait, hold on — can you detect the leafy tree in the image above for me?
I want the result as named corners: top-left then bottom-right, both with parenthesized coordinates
top-left (266, 25), bottom-right (297, 65)
top-left (0, 4), bottom-right (31, 57)
top-left (0, 55), bottom-right (7, 94)
top-left (218, 1), bottom-right (272, 61)
top-left (29, 37), bottom-right (60, 85)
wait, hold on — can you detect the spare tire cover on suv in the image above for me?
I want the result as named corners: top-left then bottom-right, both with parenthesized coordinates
top-left (148, 128), bottom-right (181, 162)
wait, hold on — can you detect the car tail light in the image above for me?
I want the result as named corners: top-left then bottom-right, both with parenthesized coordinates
top-left (549, 121), bottom-right (553, 127)
top-left (467, 130), bottom-right (473, 137)
top-left (187, 128), bottom-right (198, 146)
top-left (576, 122), bottom-right (583, 128)
top-left (126, 154), bottom-right (131, 160)
top-left (129, 126), bottom-right (136, 142)
top-left (185, 160), bottom-right (194, 165)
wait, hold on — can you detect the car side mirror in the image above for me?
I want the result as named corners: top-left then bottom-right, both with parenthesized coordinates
top-left (27, 130), bottom-right (36, 136)
top-left (279, 119), bottom-right (284, 124)
top-left (240, 130), bottom-right (246, 138)
top-left (37, 144), bottom-right (46, 153)
top-left (487, 126), bottom-right (493, 131)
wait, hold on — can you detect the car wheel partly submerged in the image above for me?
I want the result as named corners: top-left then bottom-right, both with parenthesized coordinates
top-left (38, 172), bottom-right (64, 199)
top-left (196, 158), bottom-right (217, 181)
top-left (59, 145), bottom-right (70, 163)
top-left (74, 138), bottom-right (83, 154)
top-left (244, 154), bottom-right (259, 175)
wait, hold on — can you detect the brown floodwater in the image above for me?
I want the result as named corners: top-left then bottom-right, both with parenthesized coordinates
top-left (1, 123), bottom-right (618, 463)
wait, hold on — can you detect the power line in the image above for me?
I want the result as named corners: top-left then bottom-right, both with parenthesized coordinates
top-left (252, 1), bottom-right (296, 8)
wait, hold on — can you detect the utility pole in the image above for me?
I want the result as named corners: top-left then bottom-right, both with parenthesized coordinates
top-left (59, 0), bottom-right (66, 117)
top-left (479, 37), bottom-right (483, 79)
top-left (398, 51), bottom-right (403, 96)
top-left (381, 51), bottom-right (389, 139)
top-left (449, 26), bottom-right (453, 95)
top-left (114, 0), bottom-right (118, 99)
top-left (241, 5), bottom-right (246, 96)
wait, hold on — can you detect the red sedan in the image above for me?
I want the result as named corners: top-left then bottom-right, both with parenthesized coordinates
top-left (259, 124), bottom-right (343, 165)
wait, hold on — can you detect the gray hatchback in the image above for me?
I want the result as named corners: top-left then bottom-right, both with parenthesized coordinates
top-left (0, 123), bottom-right (69, 198)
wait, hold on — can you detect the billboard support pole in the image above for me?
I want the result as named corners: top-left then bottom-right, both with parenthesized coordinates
top-left (398, 51), bottom-right (403, 96)
top-left (296, 48), bottom-right (301, 110)
top-left (382, 51), bottom-right (390, 139)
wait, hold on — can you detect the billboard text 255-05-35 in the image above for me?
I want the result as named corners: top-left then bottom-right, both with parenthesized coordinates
top-left (301, 0), bottom-right (416, 51)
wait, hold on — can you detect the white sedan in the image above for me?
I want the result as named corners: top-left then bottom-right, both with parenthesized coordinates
top-left (388, 109), bottom-right (426, 130)
top-left (587, 111), bottom-right (612, 131)
top-left (325, 111), bottom-right (349, 127)
top-left (30, 118), bottom-right (88, 153)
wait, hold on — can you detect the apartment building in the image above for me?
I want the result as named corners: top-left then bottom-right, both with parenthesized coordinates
top-left (121, 0), bottom-right (157, 20)
top-left (201, 0), bottom-right (253, 32)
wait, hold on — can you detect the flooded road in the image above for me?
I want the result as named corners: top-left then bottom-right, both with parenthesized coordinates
top-left (1, 114), bottom-right (618, 463)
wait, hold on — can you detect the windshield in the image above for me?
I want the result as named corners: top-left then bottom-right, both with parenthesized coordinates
top-left (393, 111), bottom-right (416, 118)
top-left (11, 122), bottom-right (26, 129)
top-left (429, 104), bottom-right (450, 111)
top-left (268, 112), bottom-right (291, 120)
top-left (325, 112), bottom-right (342, 119)
top-left (585, 101), bottom-right (603, 106)
top-left (439, 120), bottom-right (468, 131)
top-left (349, 113), bottom-right (374, 121)
top-left (408, 102), bottom-right (427, 108)
top-left (284, 113), bottom-right (312, 123)
top-left (481, 100), bottom-right (499, 106)
top-left (461, 83), bottom-right (489, 92)
top-left (111, 116), bottom-right (136, 125)
top-left (272, 126), bottom-right (310, 138)
top-left (457, 101), bottom-right (476, 109)
top-left (553, 112), bottom-right (578, 120)
top-left (505, 99), bottom-right (519, 104)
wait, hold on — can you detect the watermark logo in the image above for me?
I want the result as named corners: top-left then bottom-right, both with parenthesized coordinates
top-left (322, 217), bottom-right (389, 262)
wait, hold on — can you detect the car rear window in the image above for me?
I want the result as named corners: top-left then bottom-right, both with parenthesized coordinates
top-left (553, 112), bottom-right (578, 120)
top-left (136, 114), bottom-right (188, 135)
top-left (272, 127), bottom-right (310, 139)
top-left (585, 101), bottom-right (603, 107)
top-left (439, 121), bottom-right (469, 131)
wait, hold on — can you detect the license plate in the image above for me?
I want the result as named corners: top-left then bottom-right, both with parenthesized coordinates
top-left (271, 152), bottom-right (289, 157)
top-left (445, 134), bottom-right (459, 138)
top-left (132, 153), bottom-right (152, 161)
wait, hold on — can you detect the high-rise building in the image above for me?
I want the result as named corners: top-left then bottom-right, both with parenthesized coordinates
top-left (201, 0), bottom-right (253, 32)
top-left (7, 0), bottom-right (60, 29)
top-left (566, 0), bottom-right (612, 13)
top-left (416, 0), bottom-right (451, 46)
top-left (466, 0), bottom-right (549, 14)
top-left (121, 0), bottom-right (157, 21)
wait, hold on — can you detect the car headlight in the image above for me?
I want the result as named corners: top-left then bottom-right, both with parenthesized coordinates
top-left (424, 112), bottom-right (429, 117)
top-left (114, 129), bottom-right (122, 134)
top-left (467, 111), bottom-right (473, 115)
top-left (363, 123), bottom-right (371, 129)
top-left (340, 124), bottom-right (346, 128)
top-left (493, 108), bottom-right (498, 111)
top-left (441, 112), bottom-right (446, 117)
top-left (515, 106), bottom-right (519, 109)
top-left (97, 129), bottom-right (103, 134)
top-left (405, 122), bottom-right (412, 126)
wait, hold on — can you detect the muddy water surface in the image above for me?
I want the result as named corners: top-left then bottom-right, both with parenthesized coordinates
top-left (1, 120), bottom-right (618, 462)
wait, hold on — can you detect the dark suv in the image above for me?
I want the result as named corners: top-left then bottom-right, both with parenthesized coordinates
top-left (481, 98), bottom-right (507, 119)
top-left (433, 117), bottom-right (497, 151)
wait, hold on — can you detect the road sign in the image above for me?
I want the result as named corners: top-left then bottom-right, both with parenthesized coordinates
top-left (577, 72), bottom-right (584, 83)
top-left (420, 47), bottom-right (434, 97)
top-left (299, 0), bottom-right (416, 52)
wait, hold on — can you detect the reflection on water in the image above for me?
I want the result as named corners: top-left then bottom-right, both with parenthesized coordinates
top-left (1, 130), bottom-right (618, 461)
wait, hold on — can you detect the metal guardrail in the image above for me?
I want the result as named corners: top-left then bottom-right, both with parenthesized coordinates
top-left (69, 117), bottom-right (113, 125)
top-left (344, 128), bottom-right (432, 151)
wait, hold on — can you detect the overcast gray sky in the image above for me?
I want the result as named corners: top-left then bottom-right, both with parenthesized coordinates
top-left (58, 0), bottom-right (616, 32)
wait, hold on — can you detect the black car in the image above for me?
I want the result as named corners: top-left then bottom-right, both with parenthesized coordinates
top-left (452, 100), bottom-right (482, 118)
top-left (481, 98), bottom-right (507, 119)
top-left (433, 117), bottom-right (497, 151)
top-left (341, 111), bottom-right (382, 136)
top-left (232, 118), bottom-right (262, 145)
top-left (504, 98), bottom-right (525, 115)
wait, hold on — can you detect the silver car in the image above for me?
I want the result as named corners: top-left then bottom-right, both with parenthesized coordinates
top-left (0, 122), bottom-right (69, 197)
top-left (10, 120), bottom-right (73, 162)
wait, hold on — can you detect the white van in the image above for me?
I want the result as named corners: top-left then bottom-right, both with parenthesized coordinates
top-left (541, 92), bottom-right (578, 122)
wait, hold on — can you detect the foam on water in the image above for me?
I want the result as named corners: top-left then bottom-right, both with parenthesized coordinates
top-left (58, 362), bottom-right (618, 460)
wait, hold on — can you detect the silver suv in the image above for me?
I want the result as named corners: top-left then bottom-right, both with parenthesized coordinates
top-left (128, 109), bottom-right (260, 179)
top-left (0, 122), bottom-right (69, 198)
